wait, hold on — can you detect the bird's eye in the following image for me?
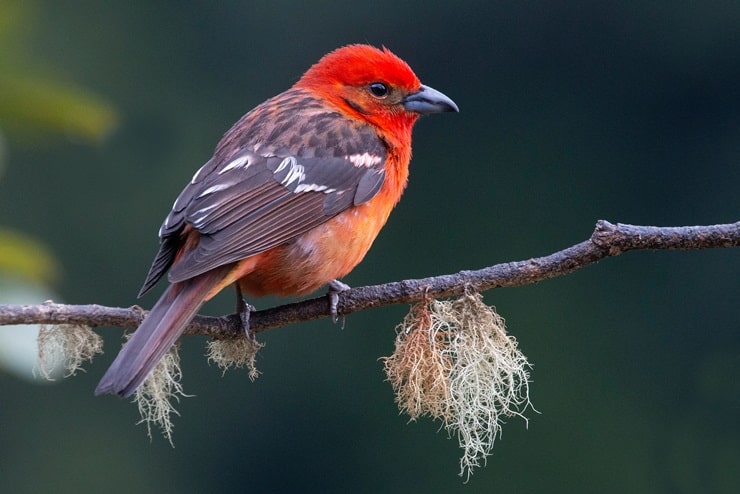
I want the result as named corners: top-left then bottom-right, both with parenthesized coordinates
top-left (368, 82), bottom-right (389, 98)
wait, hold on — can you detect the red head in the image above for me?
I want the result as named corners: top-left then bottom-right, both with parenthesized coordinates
top-left (294, 45), bottom-right (457, 146)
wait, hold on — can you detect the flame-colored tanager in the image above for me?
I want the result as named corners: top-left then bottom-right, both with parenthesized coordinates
top-left (96, 44), bottom-right (458, 397)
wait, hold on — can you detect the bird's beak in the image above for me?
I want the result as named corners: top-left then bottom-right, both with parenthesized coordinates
top-left (402, 84), bottom-right (459, 114)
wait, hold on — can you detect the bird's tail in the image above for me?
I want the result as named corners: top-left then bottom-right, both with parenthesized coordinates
top-left (95, 266), bottom-right (230, 398)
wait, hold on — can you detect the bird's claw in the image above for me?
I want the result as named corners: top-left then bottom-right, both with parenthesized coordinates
top-left (327, 279), bottom-right (350, 324)
top-left (235, 286), bottom-right (256, 339)
top-left (239, 302), bottom-right (256, 339)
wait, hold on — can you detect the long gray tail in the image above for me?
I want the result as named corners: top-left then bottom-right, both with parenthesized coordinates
top-left (95, 267), bottom-right (229, 398)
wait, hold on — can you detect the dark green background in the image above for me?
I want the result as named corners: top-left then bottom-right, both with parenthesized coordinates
top-left (1, 1), bottom-right (739, 492)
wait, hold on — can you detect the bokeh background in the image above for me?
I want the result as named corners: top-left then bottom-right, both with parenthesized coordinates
top-left (1, 1), bottom-right (739, 492)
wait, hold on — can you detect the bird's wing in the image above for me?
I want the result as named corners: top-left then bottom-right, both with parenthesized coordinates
top-left (139, 110), bottom-right (386, 296)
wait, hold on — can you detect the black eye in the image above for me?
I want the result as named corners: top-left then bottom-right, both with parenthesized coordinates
top-left (369, 82), bottom-right (389, 98)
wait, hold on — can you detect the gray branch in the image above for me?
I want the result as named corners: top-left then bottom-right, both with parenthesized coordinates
top-left (1, 220), bottom-right (738, 337)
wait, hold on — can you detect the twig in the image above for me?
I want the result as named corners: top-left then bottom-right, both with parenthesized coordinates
top-left (1, 220), bottom-right (738, 336)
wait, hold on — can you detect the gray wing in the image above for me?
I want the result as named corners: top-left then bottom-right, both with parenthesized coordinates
top-left (138, 118), bottom-right (386, 296)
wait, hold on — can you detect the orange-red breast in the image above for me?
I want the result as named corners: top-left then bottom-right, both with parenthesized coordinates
top-left (96, 44), bottom-right (458, 397)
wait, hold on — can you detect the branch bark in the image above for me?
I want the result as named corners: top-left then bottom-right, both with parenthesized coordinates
top-left (1, 220), bottom-right (738, 337)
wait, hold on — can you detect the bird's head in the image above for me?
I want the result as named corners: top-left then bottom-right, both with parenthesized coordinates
top-left (294, 44), bottom-right (458, 138)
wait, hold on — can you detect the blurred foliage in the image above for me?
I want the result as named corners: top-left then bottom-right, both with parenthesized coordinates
top-left (0, 228), bottom-right (60, 286)
top-left (0, 0), bottom-right (117, 143)
top-left (0, 74), bottom-right (117, 143)
top-left (0, 0), bottom-right (115, 285)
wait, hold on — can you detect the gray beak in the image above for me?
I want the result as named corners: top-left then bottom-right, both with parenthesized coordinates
top-left (402, 84), bottom-right (459, 114)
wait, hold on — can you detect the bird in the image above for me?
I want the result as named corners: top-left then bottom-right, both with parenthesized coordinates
top-left (95, 44), bottom-right (458, 397)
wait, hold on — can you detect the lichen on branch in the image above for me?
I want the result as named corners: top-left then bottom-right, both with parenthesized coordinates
top-left (1, 219), bottom-right (737, 476)
top-left (207, 335), bottom-right (264, 382)
top-left (37, 324), bottom-right (103, 379)
top-left (383, 292), bottom-right (532, 479)
top-left (132, 341), bottom-right (186, 444)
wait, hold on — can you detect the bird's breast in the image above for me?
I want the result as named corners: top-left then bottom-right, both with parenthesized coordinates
top-left (233, 189), bottom-right (398, 298)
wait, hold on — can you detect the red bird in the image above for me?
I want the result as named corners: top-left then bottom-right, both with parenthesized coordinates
top-left (96, 44), bottom-right (458, 397)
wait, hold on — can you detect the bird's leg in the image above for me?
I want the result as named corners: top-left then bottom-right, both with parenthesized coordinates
top-left (327, 279), bottom-right (350, 324)
top-left (234, 284), bottom-right (255, 339)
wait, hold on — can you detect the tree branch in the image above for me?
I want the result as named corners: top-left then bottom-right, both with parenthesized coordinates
top-left (1, 220), bottom-right (738, 337)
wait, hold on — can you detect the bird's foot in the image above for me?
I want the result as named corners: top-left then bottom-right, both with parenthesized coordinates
top-left (235, 288), bottom-right (256, 339)
top-left (327, 279), bottom-right (350, 324)
top-left (239, 302), bottom-right (256, 339)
